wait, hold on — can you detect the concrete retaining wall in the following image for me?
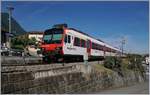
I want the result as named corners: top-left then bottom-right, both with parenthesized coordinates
top-left (1, 63), bottom-right (145, 94)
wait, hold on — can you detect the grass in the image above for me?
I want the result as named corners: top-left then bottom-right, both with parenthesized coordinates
top-left (92, 63), bottom-right (114, 74)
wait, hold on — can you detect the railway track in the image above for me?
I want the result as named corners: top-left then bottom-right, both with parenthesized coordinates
top-left (2, 56), bottom-right (104, 66)
top-left (2, 60), bottom-right (103, 66)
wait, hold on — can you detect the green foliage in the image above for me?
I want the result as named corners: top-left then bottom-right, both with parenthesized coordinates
top-left (28, 37), bottom-right (37, 45)
top-left (11, 36), bottom-right (37, 49)
top-left (94, 64), bottom-right (113, 74)
top-left (104, 56), bottom-right (123, 76)
top-left (104, 56), bottom-right (122, 69)
top-left (11, 45), bottom-right (24, 50)
top-left (126, 54), bottom-right (145, 72)
top-left (104, 56), bottom-right (124, 77)
top-left (103, 54), bottom-right (145, 78)
top-left (11, 37), bottom-right (26, 47)
top-left (125, 54), bottom-right (146, 78)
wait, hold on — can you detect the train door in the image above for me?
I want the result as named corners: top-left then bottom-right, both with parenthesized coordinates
top-left (64, 34), bottom-right (72, 47)
top-left (103, 45), bottom-right (106, 58)
top-left (86, 40), bottom-right (91, 56)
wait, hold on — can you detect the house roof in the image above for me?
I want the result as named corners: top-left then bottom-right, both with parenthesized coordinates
top-left (28, 31), bottom-right (44, 35)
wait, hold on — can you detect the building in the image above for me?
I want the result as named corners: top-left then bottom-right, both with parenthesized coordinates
top-left (27, 31), bottom-right (44, 42)
top-left (26, 31), bottom-right (44, 57)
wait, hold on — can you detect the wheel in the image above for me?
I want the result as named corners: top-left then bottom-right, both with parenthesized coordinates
top-left (43, 56), bottom-right (51, 63)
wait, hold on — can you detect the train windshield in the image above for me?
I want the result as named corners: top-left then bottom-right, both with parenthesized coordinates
top-left (43, 29), bottom-right (63, 44)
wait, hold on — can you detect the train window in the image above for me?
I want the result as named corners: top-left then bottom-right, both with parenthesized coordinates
top-left (99, 45), bottom-right (101, 50)
top-left (103, 46), bottom-right (106, 51)
top-left (109, 48), bottom-right (111, 52)
top-left (64, 35), bottom-right (71, 43)
top-left (99, 45), bottom-right (103, 50)
top-left (97, 44), bottom-right (99, 50)
top-left (112, 49), bottom-right (114, 53)
top-left (92, 43), bottom-right (94, 49)
top-left (105, 47), bottom-right (108, 52)
top-left (108, 48), bottom-right (111, 52)
top-left (68, 35), bottom-right (71, 43)
top-left (74, 37), bottom-right (80, 46)
top-left (96, 44), bottom-right (98, 50)
top-left (113, 49), bottom-right (116, 53)
top-left (95, 44), bottom-right (97, 49)
top-left (92, 42), bottom-right (94, 49)
top-left (106, 47), bottom-right (109, 52)
top-left (95, 44), bottom-right (97, 50)
top-left (97, 45), bottom-right (99, 50)
top-left (81, 39), bottom-right (85, 47)
top-left (92, 42), bottom-right (96, 49)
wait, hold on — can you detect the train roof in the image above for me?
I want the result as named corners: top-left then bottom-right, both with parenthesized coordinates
top-left (45, 27), bottom-right (120, 51)
top-left (69, 28), bottom-right (104, 42)
top-left (69, 28), bottom-right (120, 51)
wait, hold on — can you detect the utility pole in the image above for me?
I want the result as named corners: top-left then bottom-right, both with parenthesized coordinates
top-left (6, 6), bottom-right (14, 49)
top-left (121, 37), bottom-right (126, 56)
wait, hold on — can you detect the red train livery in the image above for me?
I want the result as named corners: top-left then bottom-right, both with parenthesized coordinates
top-left (40, 24), bottom-right (121, 63)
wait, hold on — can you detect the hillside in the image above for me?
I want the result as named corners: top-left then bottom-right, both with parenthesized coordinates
top-left (1, 12), bottom-right (26, 35)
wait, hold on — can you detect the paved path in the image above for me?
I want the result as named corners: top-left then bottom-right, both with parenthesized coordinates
top-left (95, 81), bottom-right (149, 94)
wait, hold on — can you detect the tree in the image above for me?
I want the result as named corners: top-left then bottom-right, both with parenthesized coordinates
top-left (11, 36), bottom-right (38, 50)
top-left (28, 37), bottom-right (37, 45)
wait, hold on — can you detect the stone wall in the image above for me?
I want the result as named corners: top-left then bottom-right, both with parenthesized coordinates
top-left (1, 63), bottom-right (145, 94)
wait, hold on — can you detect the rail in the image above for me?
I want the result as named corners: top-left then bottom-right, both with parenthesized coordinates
top-left (2, 56), bottom-right (103, 65)
top-left (1, 56), bottom-right (42, 65)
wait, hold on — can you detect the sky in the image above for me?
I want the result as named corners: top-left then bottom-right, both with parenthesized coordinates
top-left (1, 1), bottom-right (149, 54)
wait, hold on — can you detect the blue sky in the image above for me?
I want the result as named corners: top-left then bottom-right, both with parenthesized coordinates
top-left (2, 1), bottom-right (149, 54)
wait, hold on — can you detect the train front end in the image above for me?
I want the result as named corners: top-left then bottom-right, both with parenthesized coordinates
top-left (40, 28), bottom-right (64, 63)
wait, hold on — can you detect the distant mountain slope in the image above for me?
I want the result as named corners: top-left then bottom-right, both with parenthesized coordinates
top-left (1, 12), bottom-right (26, 35)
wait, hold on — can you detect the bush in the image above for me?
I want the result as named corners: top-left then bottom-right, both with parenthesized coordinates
top-left (104, 56), bottom-right (122, 69)
top-left (11, 36), bottom-right (38, 48)
top-left (125, 54), bottom-right (146, 78)
top-left (127, 54), bottom-right (145, 72)
top-left (11, 45), bottom-right (24, 50)
top-left (104, 56), bottom-right (123, 76)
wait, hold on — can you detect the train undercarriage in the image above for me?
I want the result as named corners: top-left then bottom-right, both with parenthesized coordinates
top-left (42, 52), bottom-right (105, 63)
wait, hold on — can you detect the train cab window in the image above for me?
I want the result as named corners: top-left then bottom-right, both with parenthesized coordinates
top-left (43, 29), bottom-right (63, 44)
top-left (74, 37), bottom-right (80, 46)
top-left (81, 39), bottom-right (85, 47)
top-left (64, 35), bottom-right (67, 43)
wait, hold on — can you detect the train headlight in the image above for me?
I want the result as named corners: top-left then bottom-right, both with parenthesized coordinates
top-left (56, 47), bottom-right (62, 50)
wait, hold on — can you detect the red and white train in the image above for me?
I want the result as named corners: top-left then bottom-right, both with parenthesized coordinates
top-left (40, 24), bottom-right (121, 63)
